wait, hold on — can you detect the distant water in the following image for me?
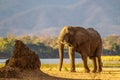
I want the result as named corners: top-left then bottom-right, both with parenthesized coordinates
top-left (0, 58), bottom-right (82, 64)
top-left (0, 59), bottom-right (7, 63)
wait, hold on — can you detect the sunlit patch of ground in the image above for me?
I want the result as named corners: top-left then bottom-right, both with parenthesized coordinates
top-left (42, 67), bottom-right (120, 79)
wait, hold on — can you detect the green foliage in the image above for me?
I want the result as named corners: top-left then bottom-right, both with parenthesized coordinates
top-left (0, 36), bottom-right (15, 57)
top-left (0, 34), bottom-right (120, 58)
top-left (103, 34), bottom-right (120, 50)
top-left (103, 34), bottom-right (120, 55)
top-left (0, 34), bottom-right (59, 58)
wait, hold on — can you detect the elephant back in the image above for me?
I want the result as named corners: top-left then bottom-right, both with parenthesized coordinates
top-left (87, 28), bottom-right (102, 43)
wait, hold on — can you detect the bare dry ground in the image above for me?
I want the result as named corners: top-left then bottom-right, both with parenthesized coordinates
top-left (0, 66), bottom-right (120, 80)
top-left (42, 67), bottom-right (120, 80)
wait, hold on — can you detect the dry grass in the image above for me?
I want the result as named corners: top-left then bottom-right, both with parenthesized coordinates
top-left (102, 56), bottom-right (120, 61)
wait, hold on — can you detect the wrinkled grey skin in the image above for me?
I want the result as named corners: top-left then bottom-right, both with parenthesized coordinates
top-left (58, 26), bottom-right (102, 73)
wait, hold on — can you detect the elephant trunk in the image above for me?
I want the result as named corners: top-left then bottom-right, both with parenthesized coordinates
top-left (58, 43), bottom-right (64, 71)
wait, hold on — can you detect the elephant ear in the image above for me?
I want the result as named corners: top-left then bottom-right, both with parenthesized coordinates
top-left (66, 27), bottom-right (75, 44)
top-left (69, 27), bottom-right (89, 46)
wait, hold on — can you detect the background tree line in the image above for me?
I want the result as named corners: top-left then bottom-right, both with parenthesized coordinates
top-left (0, 34), bottom-right (120, 58)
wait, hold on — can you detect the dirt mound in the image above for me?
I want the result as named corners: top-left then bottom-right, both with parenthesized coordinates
top-left (0, 66), bottom-right (20, 78)
top-left (0, 40), bottom-right (41, 78)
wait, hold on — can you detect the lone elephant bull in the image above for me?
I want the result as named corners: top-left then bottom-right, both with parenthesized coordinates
top-left (57, 26), bottom-right (102, 73)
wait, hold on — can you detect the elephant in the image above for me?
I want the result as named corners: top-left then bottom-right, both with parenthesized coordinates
top-left (57, 26), bottom-right (102, 73)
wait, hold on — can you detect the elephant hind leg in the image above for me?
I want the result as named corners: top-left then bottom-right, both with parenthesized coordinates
top-left (97, 56), bottom-right (102, 72)
top-left (81, 54), bottom-right (90, 73)
top-left (89, 56), bottom-right (97, 73)
top-left (95, 46), bottom-right (102, 72)
top-left (92, 58), bottom-right (97, 73)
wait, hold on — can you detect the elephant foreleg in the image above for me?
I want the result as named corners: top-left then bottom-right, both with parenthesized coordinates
top-left (69, 47), bottom-right (75, 72)
top-left (92, 58), bottom-right (97, 73)
top-left (81, 54), bottom-right (90, 73)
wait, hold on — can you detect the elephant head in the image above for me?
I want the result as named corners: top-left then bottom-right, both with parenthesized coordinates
top-left (57, 26), bottom-right (72, 71)
top-left (58, 26), bottom-right (89, 71)
top-left (58, 26), bottom-right (74, 46)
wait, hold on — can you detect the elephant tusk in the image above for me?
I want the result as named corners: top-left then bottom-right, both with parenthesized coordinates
top-left (62, 41), bottom-right (72, 46)
top-left (57, 40), bottom-right (73, 47)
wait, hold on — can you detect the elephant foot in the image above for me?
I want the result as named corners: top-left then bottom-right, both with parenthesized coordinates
top-left (85, 69), bottom-right (90, 73)
top-left (92, 69), bottom-right (97, 73)
top-left (70, 69), bottom-right (76, 72)
top-left (59, 68), bottom-right (62, 71)
top-left (98, 68), bottom-right (102, 72)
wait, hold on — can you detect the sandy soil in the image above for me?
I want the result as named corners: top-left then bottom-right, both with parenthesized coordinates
top-left (0, 68), bottom-right (120, 80)
top-left (42, 68), bottom-right (120, 80)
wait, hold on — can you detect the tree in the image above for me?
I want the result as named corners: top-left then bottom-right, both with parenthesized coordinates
top-left (0, 37), bottom-right (15, 57)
